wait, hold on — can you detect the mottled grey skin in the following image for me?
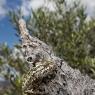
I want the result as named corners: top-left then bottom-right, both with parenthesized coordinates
top-left (18, 19), bottom-right (53, 67)
top-left (18, 19), bottom-right (95, 95)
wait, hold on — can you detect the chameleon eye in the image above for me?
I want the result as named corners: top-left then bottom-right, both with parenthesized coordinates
top-left (27, 56), bottom-right (32, 62)
top-left (22, 44), bottom-right (27, 48)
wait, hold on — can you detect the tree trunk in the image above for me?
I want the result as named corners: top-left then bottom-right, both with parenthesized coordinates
top-left (18, 19), bottom-right (95, 95)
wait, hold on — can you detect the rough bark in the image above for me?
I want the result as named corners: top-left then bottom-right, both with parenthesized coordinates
top-left (18, 19), bottom-right (95, 95)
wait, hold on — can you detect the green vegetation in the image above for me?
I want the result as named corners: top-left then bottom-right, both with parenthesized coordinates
top-left (0, 43), bottom-right (26, 95)
top-left (26, 0), bottom-right (95, 78)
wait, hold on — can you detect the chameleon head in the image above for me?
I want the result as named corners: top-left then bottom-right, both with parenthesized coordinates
top-left (21, 43), bottom-right (45, 66)
top-left (18, 18), bottom-right (53, 67)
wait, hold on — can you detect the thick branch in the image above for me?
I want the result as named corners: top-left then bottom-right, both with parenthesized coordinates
top-left (18, 19), bottom-right (95, 95)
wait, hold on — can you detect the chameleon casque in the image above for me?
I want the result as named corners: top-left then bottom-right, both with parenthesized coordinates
top-left (18, 19), bottom-right (95, 95)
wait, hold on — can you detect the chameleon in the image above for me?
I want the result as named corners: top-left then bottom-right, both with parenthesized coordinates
top-left (18, 19), bottom-right (59, 95)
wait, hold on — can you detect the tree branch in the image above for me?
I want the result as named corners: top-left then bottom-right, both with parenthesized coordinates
top-left (18, 18), bottom-right (95, 95)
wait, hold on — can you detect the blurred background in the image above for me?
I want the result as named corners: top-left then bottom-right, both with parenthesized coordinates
top-left (0, 0), bottom-right (95, 94)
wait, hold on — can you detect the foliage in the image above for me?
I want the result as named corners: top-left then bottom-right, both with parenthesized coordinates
top-left (0, 43), bottom-right (26, 95)
top-left (9, 0), bottom-right (95, 78)
top-left (26, 0), bottom-right (95, 78)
